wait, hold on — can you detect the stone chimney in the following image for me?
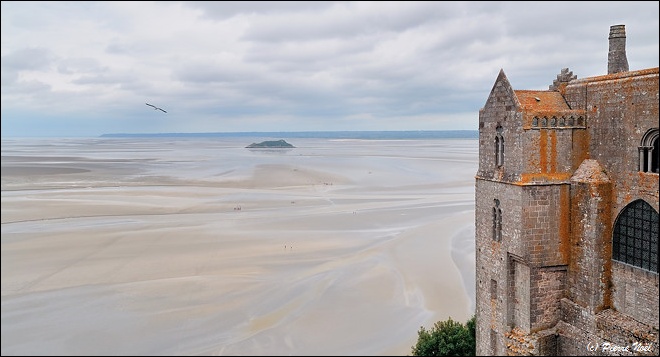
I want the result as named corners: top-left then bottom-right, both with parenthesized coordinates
top-left (608, 24), bottom-right (629, 74)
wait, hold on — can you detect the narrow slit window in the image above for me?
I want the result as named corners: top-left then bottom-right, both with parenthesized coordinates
top-left (495, 125), bottom-right (504, 167)
top-left (493, 199), bottom-right (502, 242)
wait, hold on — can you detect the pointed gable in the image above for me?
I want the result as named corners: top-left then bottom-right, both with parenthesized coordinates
top-left (481, 69), bottom-right (521, 115)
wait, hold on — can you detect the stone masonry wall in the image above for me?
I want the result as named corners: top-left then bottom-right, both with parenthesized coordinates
top-left (558, 298), bottom-right (658, 356)
top-left (520, 127), bottom-right (585, 184)
top-left (531, 267), bottom-right (567, 331)
top-left (565, 68), bottom-right (659, 330)
top-left (563, 68), bottom-right (659, 217)
top-left (476, 178), bottom-right (524, 355)
top-left (596, 308), bottom-right (658, 356)
top-left (611, 261), bottom-right (660, 328)
top-left (521, 184), bottom-right (570, 267)
top-left (508, 257), bottom-right (531, 333)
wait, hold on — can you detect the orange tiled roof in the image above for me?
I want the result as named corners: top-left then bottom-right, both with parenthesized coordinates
top-left (514, 90), bottom-right (570, 112)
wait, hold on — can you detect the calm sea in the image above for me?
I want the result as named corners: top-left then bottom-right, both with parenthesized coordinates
top-left (98, 130), bottom-right (478, 140)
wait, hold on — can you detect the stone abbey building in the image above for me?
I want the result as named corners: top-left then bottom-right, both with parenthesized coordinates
top-left (475, 25), bottom-right (658, 355)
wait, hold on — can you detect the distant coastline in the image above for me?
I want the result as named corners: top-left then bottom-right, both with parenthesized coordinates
top-left (99, 130), bottom-right (478, 140)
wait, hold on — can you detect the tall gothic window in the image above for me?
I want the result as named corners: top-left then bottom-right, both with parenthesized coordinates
top-left (612, 199), bottom-right (659, 273)
top-left (493, 199), bottom-right (502, 242)
top-left (639, 128), bottom-right (659, 173)
top-left (495, 125), bottom-right (504, 167)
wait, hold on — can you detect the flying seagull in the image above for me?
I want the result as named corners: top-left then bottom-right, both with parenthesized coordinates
top-left (145, 103), bottom-right (167, 113)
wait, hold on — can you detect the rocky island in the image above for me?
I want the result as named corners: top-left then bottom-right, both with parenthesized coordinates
top-left (246, 139), bottom-right (295, 148)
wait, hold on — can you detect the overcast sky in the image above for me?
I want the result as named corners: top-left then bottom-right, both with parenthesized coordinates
top-left (1, 1), bottom-right (658, 137)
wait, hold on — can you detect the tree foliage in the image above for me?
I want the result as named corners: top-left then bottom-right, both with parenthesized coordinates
top-left (410, 315), bottom-right (476, 356)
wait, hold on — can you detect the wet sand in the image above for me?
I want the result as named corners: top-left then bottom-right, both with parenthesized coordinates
top-left (1, 137), bottom-right (477, 355)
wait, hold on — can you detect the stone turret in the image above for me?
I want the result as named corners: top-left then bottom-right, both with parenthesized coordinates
top-left (608, 24), bottom-right (629, 74)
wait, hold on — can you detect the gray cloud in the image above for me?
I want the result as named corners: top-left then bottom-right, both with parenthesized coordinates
top-left (186, 1), bottom-right (340, 20)
top-left (0, 1), bottom-right (657, 137)
top-left (1, 47), bottom-right (55, 71)
top-left (58, 58), bottom-right (107, 75)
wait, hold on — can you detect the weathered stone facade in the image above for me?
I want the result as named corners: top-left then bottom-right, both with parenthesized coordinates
top-left (475, 25), bottom-right (659, 356)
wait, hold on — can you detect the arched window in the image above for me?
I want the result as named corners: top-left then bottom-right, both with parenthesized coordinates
top-left (495, 125), bottom-right (504, 167)
top-left (612, 199), bottom-right (659, 273)
top-left (638, 128), bottom-right (659, 173)
top-left (492, 199), bottom-right (502, 242)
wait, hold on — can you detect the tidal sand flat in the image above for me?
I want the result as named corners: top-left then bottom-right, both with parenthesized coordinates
top-left (1, 137), bottom-right (477, 355)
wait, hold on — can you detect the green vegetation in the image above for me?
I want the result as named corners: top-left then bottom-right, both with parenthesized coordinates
top-left (410, 315), bottom-right (476, 356)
